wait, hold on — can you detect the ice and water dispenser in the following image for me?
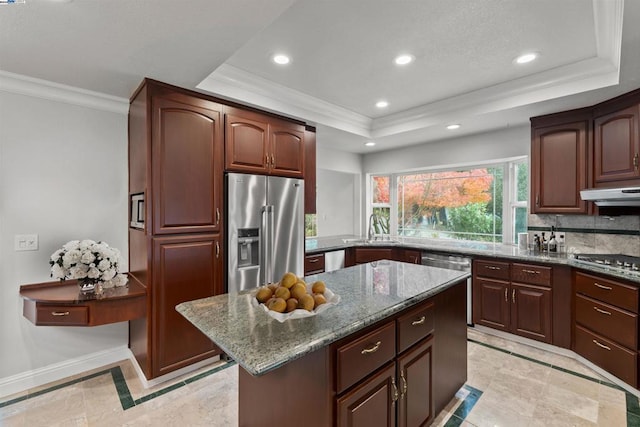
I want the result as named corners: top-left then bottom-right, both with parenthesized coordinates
top-left (237, 228), bottom-right (259, 268)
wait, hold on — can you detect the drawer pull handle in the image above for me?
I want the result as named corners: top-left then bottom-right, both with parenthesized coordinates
top-left (522, 269), bottom-right (540, 274)
top-left (308, 258), bottom-right (319, 263)
top-left (51, 311), bottom-right (70, 316)
top-left (594, 283), bottom-right (612, 290)
top-left (592, 339), bottom-right (611, 351)
top-left (361, 341), bottom-right (382, 355)
top-left (593, 307), bottom-right (612, 316)
top-left (400, 372), bottom-right (408, 397)
top-left (411, 316), bottom-right (426, 326)
top-left (391, 377), bottom-right (399, 403)
top-left (485, 265), bottom-right (500, 270)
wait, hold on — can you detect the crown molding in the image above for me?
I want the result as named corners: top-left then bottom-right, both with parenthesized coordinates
top-left (0, 71), bottom-right (129, 114)
top-left (197, 64), bottom-right (372, 137)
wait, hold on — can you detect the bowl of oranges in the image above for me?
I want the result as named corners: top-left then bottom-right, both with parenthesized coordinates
top-left (252, 272), bottom-right (340, 322)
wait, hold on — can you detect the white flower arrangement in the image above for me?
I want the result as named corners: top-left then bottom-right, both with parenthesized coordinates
top-left (50, 240), bottom-right (128, 289)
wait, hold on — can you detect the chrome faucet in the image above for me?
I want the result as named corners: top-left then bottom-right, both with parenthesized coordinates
top-left (368, 213), bottom-right (377, 241)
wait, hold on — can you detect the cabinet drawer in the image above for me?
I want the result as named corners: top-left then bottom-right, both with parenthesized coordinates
top-left (304, 253), bottom-right (325, 274)
top-left (575, 294), bottom-right (638, 349)
top-left (575, 272), bottom-right (639, 313)
top-left (575, 325), bottom-right (637, 387)
top-left (36, 305), bottom-right (89, 326)
top-left (354, 248), bottom-right (394, 264)
top-left (511, 263), bottom-right (551, 286)
top-left (336, 322), bottom-right (396, 394)
top-left (474, 259), bottom-right (510, 281)
top-left (397, 301), bottom-right (435, 354)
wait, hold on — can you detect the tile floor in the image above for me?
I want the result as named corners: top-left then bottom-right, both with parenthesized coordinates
top-left (1, 328), bottom-right (637, 426)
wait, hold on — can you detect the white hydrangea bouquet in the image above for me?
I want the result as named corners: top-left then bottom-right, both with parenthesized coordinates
top-left (50, 240), bottom-right (128, 290)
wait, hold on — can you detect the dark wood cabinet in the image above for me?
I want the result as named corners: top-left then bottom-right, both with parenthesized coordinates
top-left (151, 96), bottom-right (223, 235)
top-left (346, 247), bottom-right (422, 267)
top-left (128, 79), bottom-right (225, 380)
top-left (337, 362), bottom-right (397, 427)
top-left (594, 104), bottom-right (640, 185)
top-left (531, 120), bottom-right (588, 213)
top-left (574, 271), bottom-right (639, 388)
top-left (473, 259), bottom-right (552, 344)
top-left (397, 336), bottom-right (433, 427)
top-left (224, 107), bottom-right (304, 178)
top-left (305, 253), bottom-right (326, 275)
top-left (151, 234), bottom-right (223, 376)
top-left (304, 127), bottom-right (317, 214)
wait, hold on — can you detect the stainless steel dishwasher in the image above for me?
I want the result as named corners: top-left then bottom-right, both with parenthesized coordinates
top-left (421, 252), bottom-right (472, 325)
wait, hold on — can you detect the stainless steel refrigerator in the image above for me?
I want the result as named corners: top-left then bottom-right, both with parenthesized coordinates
top-left (226, 173), bottom-right (304, 293)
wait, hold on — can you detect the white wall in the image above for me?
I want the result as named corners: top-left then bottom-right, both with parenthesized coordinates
top-left (315, 146), bottom-right (363, 236)
top-left (363, 125), bottom-right (530, 174)
top-left (0, 81), bottom-right (129, 393)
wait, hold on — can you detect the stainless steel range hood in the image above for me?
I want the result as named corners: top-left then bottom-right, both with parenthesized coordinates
top-left (580, 187), bottom-right (640, 206)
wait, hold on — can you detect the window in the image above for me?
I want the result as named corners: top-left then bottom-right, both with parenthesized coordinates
top-left (369, 158), bottom-right (527, 244)
top-left (371, 175), bottom-right (391, 235)
top-left (305, 214), bottom-right (317, 238)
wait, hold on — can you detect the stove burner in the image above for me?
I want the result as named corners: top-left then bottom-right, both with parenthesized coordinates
top-left (574, 253), bottom-right (640, 273)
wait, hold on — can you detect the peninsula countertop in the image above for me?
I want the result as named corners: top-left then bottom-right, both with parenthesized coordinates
top-left (176, 260), bottom-right (469, 376)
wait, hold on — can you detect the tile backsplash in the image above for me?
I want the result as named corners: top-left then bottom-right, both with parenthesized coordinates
top-left (528, 214), bottom-right (640, 257)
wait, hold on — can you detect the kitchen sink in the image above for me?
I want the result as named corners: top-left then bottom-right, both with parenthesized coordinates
top-left (342, 238), bottom-right (400, 245)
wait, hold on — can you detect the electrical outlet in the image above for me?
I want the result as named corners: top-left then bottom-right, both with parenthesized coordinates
top-left (14, 234), bottom-right (38, 251)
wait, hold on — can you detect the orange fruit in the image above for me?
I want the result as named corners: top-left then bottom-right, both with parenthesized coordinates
top-left (290, 282), bottom-right (307, 300)
top-left (280, 272), bottom-right (297, 289)
top-left (255, 286), bottom-right (273, 303)
top-left (311, 281), bottom-right (326, 294)
top-left (286, 298), bottom-right (299, 313)
top-left (313, 294), bottom-right (327, 308)
top-left (274, 286), bottom-right (291, 300)
top-left (267, 297), bottom-right (286, 313)
top-left (298, 294), bottom-right (314, 311)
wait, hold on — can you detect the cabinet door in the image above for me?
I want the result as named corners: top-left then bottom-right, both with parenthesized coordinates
top-left (594, 105), bottom-right (640, 184)
top-left (151, 96), bottom-right (223, 234)
top-left (397, 337), bottom-right (433, 427)
top-left (225, 112), bottom-right (269, 174)
top-left (152, 234), bottom-right (223, 377)
top-left (510, 283), bottom-right (552, 343)
top-left (354, 248), bottom-right (395, 264)
top-left (531, 121), bottom-right (588, 213)
top-left (270, 121), bottom-right (305, 177)
top-left (472, 278), bottom-right (510, 331)
top-left (337, 363), bottom-right (397, 427)
top-left (304, 128), bottom-right (317, 214)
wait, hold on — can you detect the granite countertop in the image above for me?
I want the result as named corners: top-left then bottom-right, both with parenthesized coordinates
top-left (305, 235), bottom-right (640, 284)
top-left (177, 261), bottom-right (469, 376)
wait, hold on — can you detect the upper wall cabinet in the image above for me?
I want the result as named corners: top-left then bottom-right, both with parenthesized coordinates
top-left (594, 104), bottom-right (640, 186)
top-left (530, 113), bottom-right (589, 214)
top-left (225, 107), bottom-right (304, 178)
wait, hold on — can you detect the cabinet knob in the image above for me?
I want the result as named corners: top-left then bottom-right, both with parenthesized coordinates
top-left (216, 208), bottom-right (220, 225)
top-left (400, 372), bottom-right (408, 397)
top-left (536, 195), bottom-right (540, 207)
top-left (512, 289), bottom-right (516, 304)
top-left (411, 316), bottom-right (426, 326)
top-left (634, 153), bottom-right (639, 171)
top-left (215, 241), bottom-right (220, 259)
top-left (391, 377), bottom-right (399, 403)
top-left (592, 339), bottom-right (611, 351)
top-left (504, 288), bottom-right (508, 303)
top-left (51, 311), bottom-right (70, 316)
top-left (594, 282), bottom-right (612, 291)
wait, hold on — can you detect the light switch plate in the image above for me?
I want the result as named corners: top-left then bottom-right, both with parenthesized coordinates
top-left (15, 234), bottom-right (38, 251)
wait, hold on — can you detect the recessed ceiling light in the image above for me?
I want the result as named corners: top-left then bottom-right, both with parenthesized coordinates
top-left (365, 141), bottom-right (376, 147)
top-left (376, 100), bottom-right (389, 108)
top-left (446, 124), bottom-right (461, 130)
top-left (515, 52), bottom-right (537, 64)
top-left (394, 54), bottom-right (415, 66)
top-left (272, 54), bottom-right (290, 65)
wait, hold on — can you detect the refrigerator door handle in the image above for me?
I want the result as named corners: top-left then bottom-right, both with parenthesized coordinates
top-left (264, 205), bottom-right (275, 284)
top-left (260, 206), bottom-right (268, 285)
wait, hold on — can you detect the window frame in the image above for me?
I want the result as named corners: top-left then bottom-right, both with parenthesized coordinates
top-left (367, 157), bottom-right (527, 244)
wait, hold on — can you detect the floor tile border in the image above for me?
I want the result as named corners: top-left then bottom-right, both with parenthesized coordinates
top-left (443, 384), bottom-right (483, 427)
top-left (468, 337), bottom-right (640, 427)
top-left (0, 360), bottom-right (236, 411)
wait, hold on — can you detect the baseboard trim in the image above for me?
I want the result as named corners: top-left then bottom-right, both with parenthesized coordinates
top-left (128, 354), bottom-right (222, 389)
top-left (0, 345), bottom-right (132, 399)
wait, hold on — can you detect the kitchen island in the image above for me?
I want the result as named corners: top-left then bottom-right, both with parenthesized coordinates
top-left (177, 260), bottom-right (469, 426)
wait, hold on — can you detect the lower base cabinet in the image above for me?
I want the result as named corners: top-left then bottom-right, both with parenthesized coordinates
top-left (397, 337), bottom-right (433, 427)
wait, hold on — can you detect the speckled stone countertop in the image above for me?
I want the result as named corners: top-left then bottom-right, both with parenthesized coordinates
top-left (176, 261), bottom-right (469, 376)
top-left (305, 235), bottom-right (640, 284)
